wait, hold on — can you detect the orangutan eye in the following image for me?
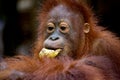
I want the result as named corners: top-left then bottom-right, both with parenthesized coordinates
top-left (59, 22), bottom-right (70, 33)
top-left (47, 22), bottom-right (55, 33)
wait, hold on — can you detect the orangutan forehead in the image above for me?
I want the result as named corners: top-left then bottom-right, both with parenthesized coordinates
top-left (48, 5), bottom-right (84, 23)
top-left (48, 5), bottom-right (78, 19)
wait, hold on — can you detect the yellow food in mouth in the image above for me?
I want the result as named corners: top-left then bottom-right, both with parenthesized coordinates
top-left (39, 48), bottom-right (61, 58)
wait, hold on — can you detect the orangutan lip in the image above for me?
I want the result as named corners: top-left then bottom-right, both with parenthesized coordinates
top-left (45, 47), bottom-right (63, 51)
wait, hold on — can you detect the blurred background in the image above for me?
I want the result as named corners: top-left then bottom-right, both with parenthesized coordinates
top-left (0, 0), bottom-right (120, 59)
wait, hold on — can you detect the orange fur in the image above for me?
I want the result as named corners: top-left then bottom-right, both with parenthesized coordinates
top-left (0, 0), bottom-right (120, 80)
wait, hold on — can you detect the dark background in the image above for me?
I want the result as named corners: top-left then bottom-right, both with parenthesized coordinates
top-left (0, 0), bottom-right (120, 58)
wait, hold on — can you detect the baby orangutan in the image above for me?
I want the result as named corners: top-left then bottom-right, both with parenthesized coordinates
top-left (0, 0), bottom-right (120, 79)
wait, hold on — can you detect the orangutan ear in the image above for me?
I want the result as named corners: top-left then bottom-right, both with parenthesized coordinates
top-left (83, 23), bottom-right (90, 33)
